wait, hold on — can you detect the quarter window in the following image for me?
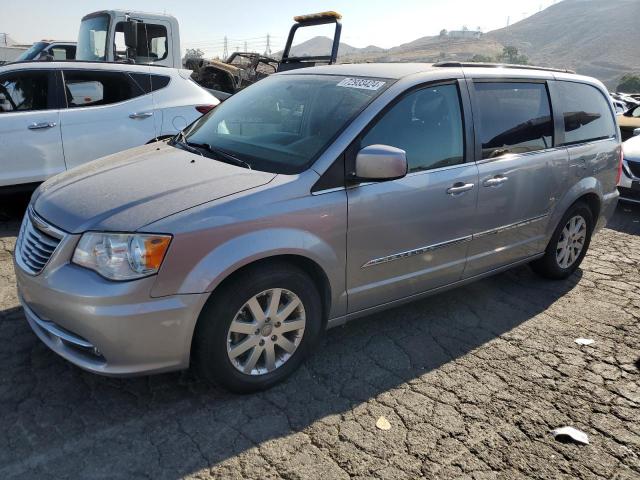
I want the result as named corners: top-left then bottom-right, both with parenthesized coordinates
top-left (555, 81), bottom-right (616, 145)
top-left (475, 82), bottom-right (553, 159)
top-left (360, 84), bottom-right (465, 173)
top-left (63, 70), bottom-right (144, 107)
top-left (129, 73), bottom-right (171, 93)
top-left (0, 71), bottom-right (51, 113)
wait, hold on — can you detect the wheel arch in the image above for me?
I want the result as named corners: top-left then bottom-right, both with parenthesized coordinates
top-left (204, 254), bottom-right (332, 327)
top-left (547, 178), bottom-right (603, 238)
top-left (187, 253), bottom-right (333, 365)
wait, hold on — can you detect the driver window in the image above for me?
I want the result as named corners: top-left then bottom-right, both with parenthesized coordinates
top-left (360, 84), bottom-right (465, 173)
top-left (0, 71), bottom-right (51, 113)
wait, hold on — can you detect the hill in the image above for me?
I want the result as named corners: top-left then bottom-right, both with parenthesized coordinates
top-left (487, 0), bottom-right (640, 88)
top-left (284, 0), bottom-right (639, 88)
top-left (284, 36), bottom-right (384, 58)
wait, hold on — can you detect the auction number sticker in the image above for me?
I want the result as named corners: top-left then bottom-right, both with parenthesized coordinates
top-left (337, 78), bottom-right (386, 90)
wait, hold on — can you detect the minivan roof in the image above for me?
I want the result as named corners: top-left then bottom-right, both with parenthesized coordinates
top-left (279, 62), bottom-right (584, 81)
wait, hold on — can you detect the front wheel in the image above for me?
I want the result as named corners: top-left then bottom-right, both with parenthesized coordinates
top-left (192, 262), bottom-right (323, 393)
top-left (530, 202), bottom-right (594, 280)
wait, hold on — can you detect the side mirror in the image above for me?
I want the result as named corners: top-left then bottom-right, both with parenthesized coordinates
top-left (123, 20), bottom-right (139, 51)
top-left (352, 144), bottom-right (408, 182)
top-left (633, 128), bottom-right (640, 137)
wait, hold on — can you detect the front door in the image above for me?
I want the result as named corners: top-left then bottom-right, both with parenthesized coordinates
top-left (0, 69), bottom-right (65, 187)
top-left (464, 80), bottom-right (564, 277)
top-left (346, 81), bottom-right (478, 313)
top-left (60, 68), bottom-right (156, 170)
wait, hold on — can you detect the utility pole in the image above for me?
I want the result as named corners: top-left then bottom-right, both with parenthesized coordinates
top-left (244, 40), bottom-right (248, 52)
top-left (265, 34), bottom-right (271, 56)
top-left (223, 35), bottom-right (228, 60)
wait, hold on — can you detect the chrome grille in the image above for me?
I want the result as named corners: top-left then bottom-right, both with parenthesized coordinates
top-left (16, 207), bottom-right (64, 275)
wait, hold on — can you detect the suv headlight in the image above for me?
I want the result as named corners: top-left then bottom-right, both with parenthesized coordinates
top-left (72, 233), bottom-right (172, 281)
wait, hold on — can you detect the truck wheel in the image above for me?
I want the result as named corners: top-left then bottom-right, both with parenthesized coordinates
top-left (192, 262), bottom-right (322, 393)
top-left (530, 202), bottom-right (594, 280)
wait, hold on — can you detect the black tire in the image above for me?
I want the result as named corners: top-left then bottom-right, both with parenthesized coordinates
top-left (530, 202), bottom-right (594, 280)
top-left (192, 261), bottom-right (323, 393)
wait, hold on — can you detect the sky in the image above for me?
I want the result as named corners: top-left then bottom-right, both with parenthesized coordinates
top-left (2, 0), bottom-right (560, 57)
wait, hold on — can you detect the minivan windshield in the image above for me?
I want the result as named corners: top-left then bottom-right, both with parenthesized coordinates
top-left (76, 14), bottom-right (109, 61)
top-left (181, 74), bottom-right (391, 174)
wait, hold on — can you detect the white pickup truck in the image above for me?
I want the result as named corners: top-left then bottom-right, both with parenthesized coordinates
top-left (75, 10), bottom-right (343, 95)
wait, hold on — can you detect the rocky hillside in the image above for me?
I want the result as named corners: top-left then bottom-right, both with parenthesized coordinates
top-left (286, 0), bottom-right (639, 88)
top-left (488, 0), bottom-right (640, 88)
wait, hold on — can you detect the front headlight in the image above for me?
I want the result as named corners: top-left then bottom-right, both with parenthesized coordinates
top-left (72, 232), bottom-right (172, 281)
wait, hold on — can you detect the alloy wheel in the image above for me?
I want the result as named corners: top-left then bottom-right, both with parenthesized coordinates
top-left (555, 215), bottom-right (587, 269)
top-left (226, 288), bottom-right (306, 375)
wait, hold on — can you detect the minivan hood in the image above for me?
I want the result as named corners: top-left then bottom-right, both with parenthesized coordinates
top-left (33, 143), bottom-right (276, 233)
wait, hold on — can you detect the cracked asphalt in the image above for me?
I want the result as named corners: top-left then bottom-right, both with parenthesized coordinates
top-left (0, 192), bottom-right (638, 480)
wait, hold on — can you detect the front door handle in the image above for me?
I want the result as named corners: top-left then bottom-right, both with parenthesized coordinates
top-left (129, 112), bottom-right (153, 119)
top-left (446, 182), bottom-right (475, 195)
top-left (483, 175), bottom-right (509, 187)
top-left (28, 122), bottom-right (57, 130)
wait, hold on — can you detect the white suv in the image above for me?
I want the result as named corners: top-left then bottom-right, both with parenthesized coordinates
top-left (0, 61), bottom-right (219, 188)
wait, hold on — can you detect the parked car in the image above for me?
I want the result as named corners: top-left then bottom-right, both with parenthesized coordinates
top-left (613, 98), bottom-right (628, 114)
top-left (618, 133), bottom-right (640, 203)
top-left (14, 63), bottom-right (620, 392)
top-left (15, 41), bottom-right (76, 62)
top-left (618, 103), bottom-right (640, 141)
top-left (0, 61), bottom-right (218, 188)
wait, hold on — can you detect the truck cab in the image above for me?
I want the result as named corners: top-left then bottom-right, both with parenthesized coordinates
top-left (76, 10), bottom-right (181, 69)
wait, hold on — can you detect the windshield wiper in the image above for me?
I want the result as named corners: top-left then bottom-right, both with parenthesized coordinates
top-left (172, 131), bottom-right (204, 157)
top-left (187, 142), bottom-right (252, 170)
top-left (171, 131), bottom-right (252, 169)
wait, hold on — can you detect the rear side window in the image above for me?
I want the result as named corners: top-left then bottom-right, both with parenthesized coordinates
top-left (0, 71), bottom-right (52, 112)
top-left (475, 82), bottom-right (553, 159)
top-left (361, 84), bottom-right (465, 173)
top-left (63, 70), bottom-right (144, 107)
top-left (555, 82), bottom-right (616, 145)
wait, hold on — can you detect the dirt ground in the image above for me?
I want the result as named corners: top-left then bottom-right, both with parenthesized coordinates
top-left (0, 193), bottom-right (638, 480)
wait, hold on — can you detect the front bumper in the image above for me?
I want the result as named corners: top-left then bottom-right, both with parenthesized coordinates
top-left (594, 189), bottom-right (619, 232)
top-left (14, 227), bottom-right (209, 377)
top-left (618, 159), bottom-right (640, 203)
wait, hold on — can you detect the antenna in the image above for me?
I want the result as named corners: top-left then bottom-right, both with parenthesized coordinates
top-left (141, 23), bottom-right (159, 143)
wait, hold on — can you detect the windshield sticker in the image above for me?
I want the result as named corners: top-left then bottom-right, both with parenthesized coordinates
top-left (337, 78), bottom-right (386, 90)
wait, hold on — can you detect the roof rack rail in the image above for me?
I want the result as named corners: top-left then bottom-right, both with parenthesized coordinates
top-left (433, 61), bottom-right (575, 74)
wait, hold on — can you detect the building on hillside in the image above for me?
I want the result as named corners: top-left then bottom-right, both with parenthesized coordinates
top-left (448, 29), bottom-right (483, 39)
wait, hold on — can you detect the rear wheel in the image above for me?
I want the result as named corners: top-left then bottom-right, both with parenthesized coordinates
top-left (193, 262), bottom-right (322, 393)
top-left (530, 202), bottom-right (594, 279)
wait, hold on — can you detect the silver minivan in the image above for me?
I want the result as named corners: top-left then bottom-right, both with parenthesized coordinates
top-left (14, 63), bottom-right (621, 392)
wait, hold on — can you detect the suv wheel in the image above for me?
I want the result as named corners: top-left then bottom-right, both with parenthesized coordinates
top-left (530, 202), bottom-right (594, 279)
top-left (193, 262), bottom-right (322, 393)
